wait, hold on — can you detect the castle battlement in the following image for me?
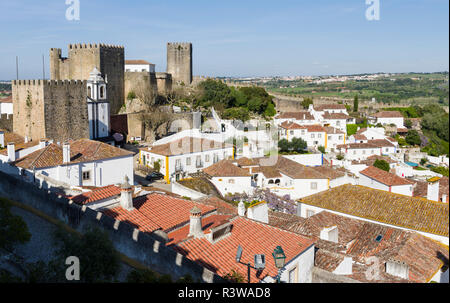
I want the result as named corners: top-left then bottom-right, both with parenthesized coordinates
top-left (12, 79), bottom-right (87, 86)
top-left (167, 42), bottom-right (192, 47)
top-left (68, 43), bottom-right (124, 50)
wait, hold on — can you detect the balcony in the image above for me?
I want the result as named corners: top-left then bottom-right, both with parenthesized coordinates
top-left (196, 162), bottom-right (204, 168)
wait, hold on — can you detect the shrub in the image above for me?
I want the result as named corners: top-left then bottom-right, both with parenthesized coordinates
top-left (373, 159), bottom-right (390, 172)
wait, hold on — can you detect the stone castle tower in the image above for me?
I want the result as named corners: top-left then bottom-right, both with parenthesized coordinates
top-left (12, 79), bottom-right (89, 143)
top-left (49, 43), bottom-right (124, 114)
top-left (167, 42), bottom-right (192, 85)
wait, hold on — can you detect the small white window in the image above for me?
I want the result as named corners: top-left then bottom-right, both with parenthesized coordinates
top-left (186, 157), bottom-right (191, 166)
top-left (311, 134), bottom-right (315, 139)
top-left (311, 182), bottom-right (317, 190)
top-left (205, 154), bottom-right (210, 162)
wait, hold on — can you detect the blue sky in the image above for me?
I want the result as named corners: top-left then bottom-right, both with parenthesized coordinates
top-left (0, 0), bottom-right (448, 79)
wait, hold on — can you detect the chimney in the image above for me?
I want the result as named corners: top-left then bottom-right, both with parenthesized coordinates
top-left (427, 177), bottom-right (440, 202)
top-left (188, 206), bottom-right (204, 238)
top-left (385, 259), bottom-right (409, 280)
top-left (120, 175), bottom-right (134, 210)
top-left (247, 202), bottom-right (269, 224)
top-left (7, 142), bottom-right (15, 162)
top-left (24, 136), bottom-right (29, 143)
top-left (238, 201), bottom-right (246, 217)
top-left (320, 226), bottom-right (339, 243)
top-left (63, 142), bottom-right (70, 164)
top-left (442, 194), bottom-right (447, 203)
top-left (39, 139), bottom-right (47, 149)
top-left (0, 130), bottom-right (4, 148)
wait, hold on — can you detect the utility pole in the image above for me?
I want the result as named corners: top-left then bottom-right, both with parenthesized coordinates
top-left (16, 56), bottom-right (19, 80)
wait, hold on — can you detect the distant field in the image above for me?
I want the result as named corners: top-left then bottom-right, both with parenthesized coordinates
top-left (263, 72), bottom-right (449, 106)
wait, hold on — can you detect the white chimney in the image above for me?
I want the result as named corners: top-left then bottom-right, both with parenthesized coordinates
top-left (320, 226), bottom-right (339, 243)
top-left (39, 139), bottom-right (47, 149)
top-left (238, 201), bottom-right (246, 217)
top-left (0, 130), bottom-right (5, 148)
top-left (427, 177), bottom-right (440, 202)
top-left (24, 136), bottom-right (28, 143)
top-left (188, 206), bottom-right (204, 238)
top-left (247, 202), bottom-right (269, 224)
top-left (7, 142), bottom-right (15, 162)
top-left (442, 194), bottom-right (447, 203)
top-left (120, 175), bottom-right (134, 210)
top-left (386, 259), bottom-right (409, 280)
top-left (333, 257), bottom-right (353, 275)
top-left (63, 142), bottom-right (70, 164)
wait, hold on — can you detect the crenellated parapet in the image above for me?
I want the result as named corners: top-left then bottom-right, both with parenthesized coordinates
top-left (68, 43), bottom-right (125, 49)
top-left (12, 79), bottom-right (87, 87)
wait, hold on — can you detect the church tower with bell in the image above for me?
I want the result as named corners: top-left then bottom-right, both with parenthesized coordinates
top-left (87, 67), bottom-right (110, 140)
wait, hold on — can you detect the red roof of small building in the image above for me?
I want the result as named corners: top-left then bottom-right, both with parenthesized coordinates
top-left (373, 111), bottom-right (404, 118)
top-left (102, 193), bottom-right (216, 233)
top-left (275, 112), bottom-right (314, 120)
top-left (71, 185), bottom-right (122, 205)
top-left (170, 216), bottom-right (315, 283)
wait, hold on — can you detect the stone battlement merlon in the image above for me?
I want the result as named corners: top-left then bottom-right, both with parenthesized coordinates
top-left (68, 43), bottom-right (125, 50)
top-left (167, 42), bottom-right (192, 47)
top-left (12, 79), bottom-right (87, 86)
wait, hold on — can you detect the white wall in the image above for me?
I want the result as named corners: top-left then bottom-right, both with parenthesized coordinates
top-left (125, 64), bottom-right (155, 73)
top-left (282, 154), bottom-right (323, 166)
top-left (33, 156), bottom-right (134, 187)
top-left (377, 117), bottom-right (404, 128)
top-left (0, 102), bottom-right (13, 115)
top-left (358, 174), bottom-right (413, 196)
top-left (172, 181), bottom-right (207, 199)
top-left (280, 245), bottom-right (315, 283)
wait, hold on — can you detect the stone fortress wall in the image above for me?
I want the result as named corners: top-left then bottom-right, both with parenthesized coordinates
top-left (50, 43), bottom-right (125, 114)
top-left (12, 79), bottom-right (89, 143)
top-left (0, 170), bottom-right (225, 283)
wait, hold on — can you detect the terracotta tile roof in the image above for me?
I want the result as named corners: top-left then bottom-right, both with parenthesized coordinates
top-left (103, 193), bottom-right (216, 233)
top-left (13, 139), bottom-right (134, 169)
top-left (203, 160), bottom-right (251, 177)
top-left (0, 96), bottom-right (12, 103)
top-left (273, 211), bottom-right (448, 283)
top-left (300, 184), bottom-right (449, 237)
top-left (360, 166), bottom-right (414, 186)
top-left (275, 112), bottom-right (314, 120)
top-left (171, 216), bottom-right (315, 283)
top-left (301, 124), bottom-right (327, 133)
top-left (353, 134), bottom-right (368, 141)
top-left (322, 112), bottom-right (350, 120)
top-left (252, 166), bottom-right (283, 178)
top-left (167, 214), bottom-right (233, 246)
top-left (235, 157), bottom-right (259, 167)
top-left (125, 60), bottom-right (152, 65)
top-left (353, 155), bottom-right (397, 166)
top-left (310, 166), bottom-right (346, 180)
top-left (337, 139), bottom-right (394, 150)
top-left (142, 137), bottom-right (233, 157)
top-left (70, 185), bottom-right (122, 205)
top-left (279, 121), bottom-right (303, 130)
top-left (274, 157), bottom-right (326, 179)
top-left (195, 196), bottom-right (238, 215)
top-left (373, 111), bottom-right (404, 118)
top-left (0, 131), bottom-right (39, 156)
top-left (315, 104), bottom-right (347, 111)
top-left (397, 128), bottom-right (408, 133)
top-left (323, 126), bottom-right (345, 135)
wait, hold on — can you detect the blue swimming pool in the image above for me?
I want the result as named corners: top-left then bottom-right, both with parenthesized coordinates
top-left (405, 161), bottom-right (419, 167)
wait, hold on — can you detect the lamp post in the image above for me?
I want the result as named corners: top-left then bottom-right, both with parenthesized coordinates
top-left (272, 246), bottom-right (286, 283)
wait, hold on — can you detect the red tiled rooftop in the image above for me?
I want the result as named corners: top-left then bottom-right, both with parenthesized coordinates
top-left (172, 216), bottom-right (315, 283)
top-left (71, 185), bottom-right (122, 205)
top-left (102, 193), bottom-right (216, 233)
top-left (360, 166), bottom-right (413, 186)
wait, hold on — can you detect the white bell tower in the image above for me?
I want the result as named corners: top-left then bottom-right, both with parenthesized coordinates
top-left (87, 67), bottom-right (110, 139)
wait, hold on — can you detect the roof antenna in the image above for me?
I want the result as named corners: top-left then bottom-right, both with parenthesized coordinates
top-left (16, 56), bottom-right (19, 80)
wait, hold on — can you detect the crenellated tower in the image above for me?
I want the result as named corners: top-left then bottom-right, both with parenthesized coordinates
top-left (167, 42), bottom-right (192, 85)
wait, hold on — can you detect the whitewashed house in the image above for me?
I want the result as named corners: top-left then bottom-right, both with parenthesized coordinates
top-left (202, 159), bottom-right (253, 196)
top-left (12, 139), bottom-right (135, 187)
top-left (139, 137), bottom-right (234, 184)
top-left (336, 139), bottom-right (396, 161)
top-left (0, 130), bottom-right (47, 167)
top-left (359, 166), bottom-right (414, 196)
top-left (274, 112), bottom-right (316, 126)
top-left (125, 60), bottom-right (156, 73)
top-left (369, 111), bottom-right (405, 128)
top-left (323, 126), bottom-right (346, 153)
top-left (279, 123), bottom-right (327, 149)
top-left (0, 96), bottom-right (13, 115)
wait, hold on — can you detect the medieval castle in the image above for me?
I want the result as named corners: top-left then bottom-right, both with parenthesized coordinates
top-left (11, 42), bottom-right (194, 143)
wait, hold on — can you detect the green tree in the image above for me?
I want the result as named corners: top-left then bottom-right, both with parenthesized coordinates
top-left (373, 159), bottom-right (390, 172)
top-left (278, 139), bottom-right (291, 153)
top-left (0, 198), bottom-right (31, 251)
top-left (353, 95), bottom-right (359, 112)
top-left (405, 130), bottom-right (421, 146)
top-left (318, 146), bottom-right (326, 154)
top-left (301, 97), bottom-right (313, 109)
top-left (291, 137), bottom-right (307, 153)
top-left (404, 119), bottom-right (412, 129)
